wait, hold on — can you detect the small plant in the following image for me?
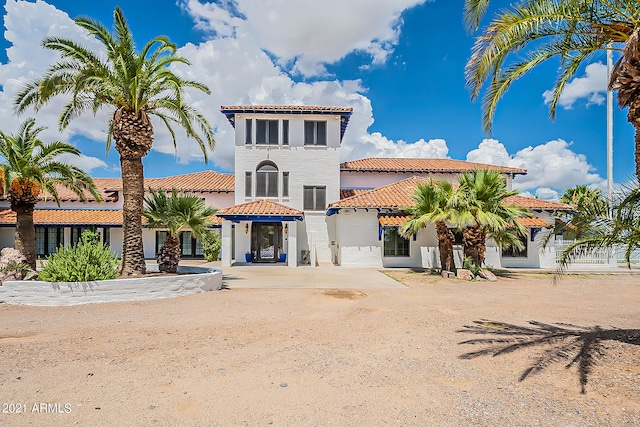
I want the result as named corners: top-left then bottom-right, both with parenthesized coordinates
top-left (463, 256), bottom-right (482, 276)
top-left (201, 230), bottom-right (221, 262)
top-left (39, 231), bottom-right (119, 282)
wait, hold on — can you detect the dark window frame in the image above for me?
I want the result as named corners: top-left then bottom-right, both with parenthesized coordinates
top-left (256, 119), bottom-right (279, 145)
top-left (256, 161), bottom-right (279, 198)
top-left (383, 228), bottom-right (410, 257)
top-left (245, 119), bottom-right (252, 145)
top-left (304, 120), bottom-right (327, 146)
top-left (502, 233), bottom-right (528, 258)
top-left (303, 185), bottom-right (326, 211)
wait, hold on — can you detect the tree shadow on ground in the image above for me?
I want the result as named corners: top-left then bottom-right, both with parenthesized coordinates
top-left (457, 320), bottom-right (640, 393)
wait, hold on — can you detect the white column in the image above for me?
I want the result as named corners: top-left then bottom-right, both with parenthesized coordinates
top-left (310, 231), bottom-right (317, 267)
top-left (287, 221), bottom-right (297, 268)
top-left (222, 220), bottom-right (232, 267)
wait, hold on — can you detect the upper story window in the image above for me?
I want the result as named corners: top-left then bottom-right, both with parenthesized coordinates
top-left (256, 161), bottom-right (278, 197)
top-left (256, 119), bottom-right (279, 145)
top-left (245, 119), bottom-right (252, 145)
top-left (282, 120), bottom-right (289, 145)
top-left (245, 171), bottom-right (252, 198)
top-left (303, 185), bottom-right (326, 211)
top-left (304, 121), bottom-right (327, 146)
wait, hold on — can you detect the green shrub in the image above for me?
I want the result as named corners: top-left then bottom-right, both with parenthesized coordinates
top-left (201, 230), bottom-right (221, 262)
top-left (463, 256), bottom-right (482, 276)
top-left (39, 230), bottom-right (119, 282)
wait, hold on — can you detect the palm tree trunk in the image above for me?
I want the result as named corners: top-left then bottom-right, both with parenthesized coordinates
top-left (435, 221), bottom-right (455, 271)
top-left (158, 234), bottom-right (181, 273)
top-left (119, 156), bottom-right (147, 276)
top-left (13, 203), bottom-right (36, 269)
top-left (463, 225), bottom-right (486, 267)
top-left (113, 109), bottom-right (154, 276)
top-left (630, 106), bottom-right (640, 184)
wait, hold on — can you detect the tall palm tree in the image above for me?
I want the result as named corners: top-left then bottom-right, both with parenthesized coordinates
top-left (14, 7), bottom-right (215, 276)
top-left (401, 180), bottom-right (462, 271)
top-left (143, 188), bottom-right (216, 273)
top-left (456, 169), bottom-right (530, 266)
top-left (0, 118), bottom-right (101, 268)
top-left (464, 1), bottom-right (640, 182)
top-left (558, 184), bottom-right (608, 239)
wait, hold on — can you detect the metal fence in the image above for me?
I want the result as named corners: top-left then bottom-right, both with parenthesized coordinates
top-left (554, 240), bottom-right (611, 265)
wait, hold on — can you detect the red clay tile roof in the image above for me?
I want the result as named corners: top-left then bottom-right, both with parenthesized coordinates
top-left (516, 217), bottom-right (551, 228)
top-left (330, 177), bottom-right (429, 210)
top-left (6, 171), bottom-right (236, 203)
top-left (378, 215), bottom-right (412, 227)
top-left (503, 195), bottom-right (574, 211)
top-left (0, 209), bottom-right (124, 226)
top-left (340, 158), bottom-right (527, 175)
top-left (145, 171), bottom-right (235, 192)
top-left (340, 188), bottom-right (372, 199)
top-left (331, 177), bottom-right (571, 214)
top-left (217, 199), bottom-right (304, 217)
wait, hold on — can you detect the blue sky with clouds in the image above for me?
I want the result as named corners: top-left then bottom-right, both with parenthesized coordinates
top-left (0, 0), bottom-right (634, 199)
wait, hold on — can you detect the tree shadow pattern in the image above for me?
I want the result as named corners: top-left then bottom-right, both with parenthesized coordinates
top-left (458, 320), bottom-right (640, 393)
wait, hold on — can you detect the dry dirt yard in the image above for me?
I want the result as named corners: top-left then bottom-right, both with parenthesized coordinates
top-left (0, 271), bottom-right (639, 426)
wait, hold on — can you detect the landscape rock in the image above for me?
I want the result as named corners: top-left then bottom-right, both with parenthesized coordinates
top-left (441, 270), bottom-right (455, 279)
top-left (456, 269), bottom-right (474, 281)
top-left (0, 248), bottom-right (37, 284)
top-left (478, 269), bottom-right (497, 282)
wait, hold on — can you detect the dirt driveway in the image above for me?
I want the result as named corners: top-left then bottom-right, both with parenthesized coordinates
top-left (0, 271), bottom-right (638, 426)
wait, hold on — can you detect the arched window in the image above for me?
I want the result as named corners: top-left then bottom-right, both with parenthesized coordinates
top-left (256, 161), bottom-right (278, 197)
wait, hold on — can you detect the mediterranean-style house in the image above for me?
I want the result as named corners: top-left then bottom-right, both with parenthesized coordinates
top-left (0, 105), bottom-right (610, 270)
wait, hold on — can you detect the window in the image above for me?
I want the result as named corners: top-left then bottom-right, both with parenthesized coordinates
top-left (245, 119), bottom-right (252, 145)
top-left (304, 121), bottom-right (327, 146)
top-left (256, 119), bottom-right (279, 145)
top-left (282, 172), bottom-right (289, 198)
top-left (35, 227), bottom-right (63, 256)
top-left (181, 231), bottom-right (193, 255)
top-left (383, 228), bottom-right (410, 257)
top-left (245, 172), bottom-right (252, 198)
top-left (156, 231), bottom-right (168, 255)
top-left (303, 186), bottom-right (326, 211)
top-left (256, 162), bottom-right (278, 197)
top-left (502, 234), bottom-right (528, 257)
top-left (282, 120), bottom-right (289, 145)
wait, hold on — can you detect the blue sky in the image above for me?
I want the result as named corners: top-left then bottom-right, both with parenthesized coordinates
top-left (0, 0), bottom-right (634, 199)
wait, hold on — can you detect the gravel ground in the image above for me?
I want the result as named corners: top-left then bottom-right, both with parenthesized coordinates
top-left (0, 271), bottom-right (638, 426)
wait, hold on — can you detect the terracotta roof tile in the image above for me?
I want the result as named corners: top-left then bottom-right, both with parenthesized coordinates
top-left (340, 158), bottom-right (527, 175)
top-left (378, 215), bottom-right (412, 227)
top-left (145, 171), bottom-right (234, 192)
top-left (330, 177), bottom-right (571, 215)
top-left (330, 177), bottom-right (429, 210)
top-left (503, 195), bottom-right (575, 211)
top-left (217, 199), bottom-right (304, 217)
top-left (516, 217), bottom-right (551, 228)
top-left (0, 209), bottom-right (124, 226)
top-left (340, 188), bottom-right (371, 199)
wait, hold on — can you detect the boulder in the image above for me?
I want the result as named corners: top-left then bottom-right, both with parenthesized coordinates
top-left (441, 270), bottom-right (455, 279)
top-left (456, 269), bottom-right (474, 281)
top-left (478, 269), bottom-right (498, 282)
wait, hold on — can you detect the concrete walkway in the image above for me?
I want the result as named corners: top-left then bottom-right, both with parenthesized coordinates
top-left (212, 263), bottom-right (407, 290)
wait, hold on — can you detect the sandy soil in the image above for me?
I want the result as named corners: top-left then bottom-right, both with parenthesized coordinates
top-left (0, 271), bottom-right (639, 426)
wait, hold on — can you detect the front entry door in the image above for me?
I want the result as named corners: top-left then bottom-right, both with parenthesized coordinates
top-left (251, 222), bottom-right (282, 262)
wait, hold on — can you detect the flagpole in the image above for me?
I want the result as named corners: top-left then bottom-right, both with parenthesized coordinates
top-left (606, 43), bottom-right (614, 203)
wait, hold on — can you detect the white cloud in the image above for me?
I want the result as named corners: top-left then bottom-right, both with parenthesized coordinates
top-left (542, 62), bottom-right (607, 109)
top-left (57, 153), bottom-right (108, 173)
top-left (180, 0), bottom-right (427, 76)
top-left (466, 138), bottom-right (605, 192)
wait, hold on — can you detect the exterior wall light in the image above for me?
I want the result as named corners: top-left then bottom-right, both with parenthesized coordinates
top-left (284, 224), bottom-right (288, 234)
top-left (245, 223), bottom-right (249, 234)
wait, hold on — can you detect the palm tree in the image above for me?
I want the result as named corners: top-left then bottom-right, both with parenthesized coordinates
top-left (0, 118), bottom-right (101, 268)
top-left (401, 180), bottom-right (461, 271)
top-left (559, 184), bottom-right (608, 239)
top-left (557, 185), bottom-right (640, 273)
top-left (14, 7), bottom-right (215, 276)
top-left (143, 188), bottom-right (216, 273)
top-left (456, 169), bottom-right (530, 267)
top-left (464, 1), bottom-right (640, 182)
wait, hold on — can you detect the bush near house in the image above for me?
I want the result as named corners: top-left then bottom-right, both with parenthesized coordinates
top-left (202, 231), bottom-right (221, 262)
top-left (39, 231), bottom-right (119, 282)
